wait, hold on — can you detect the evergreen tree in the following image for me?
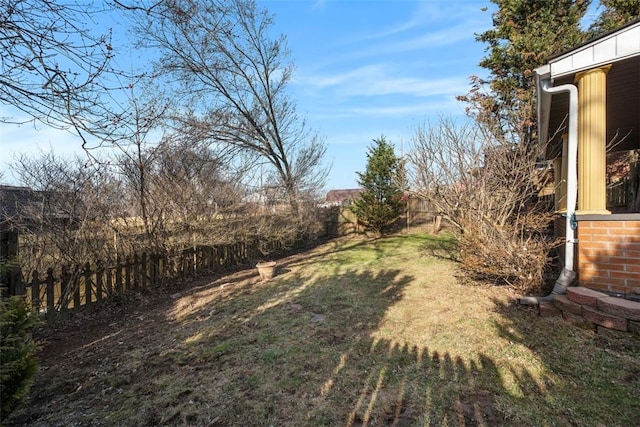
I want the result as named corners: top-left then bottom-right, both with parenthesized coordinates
top-left (352, 136), bottom-right (405, 235)
top-left (460, 0), bottom-right (588, 145)
top-left (0, 294), bottom-right (40, 419)
top-left (588, 0), bottom-right (640, 37)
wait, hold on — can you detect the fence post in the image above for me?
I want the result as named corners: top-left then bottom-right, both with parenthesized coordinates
top-left (46, 268), bottom-right (55, 321)
top-left (141, 253), bottom-right (147, 289)
top-left (150, 253), bottom-right (157, 288)
top-left (60, 265), bottom-right (70, 317)
top-left (12, 266), bottom-right (24, 296)
top-left (161, 253), bottom-right (168, 285)
top-left (133, 254), bottom-right (140, 290)
top-left (233, 243), bottom-right (239, 265)
top-left (182, 249), bottom-right (188, 279)
top-left (30, 270), bottom-right (40, 312)
top-left (0, 230), bottom-right (19, 297)
top-left (96, 260), bottom-right (104, 304)
top-left (195, 247), bottom-right (201, 273)
top-left (72, 265), bottom-right (81, 311)
top-left (115, 256), bottom-right (123, 293)
top-left (190, 247), bottom-right (195, 276)
top-left (213, 246), bottom-right (220, 268)
top-left (125, 256), bottom-right (132, 291)
top-left (84, 262), bottom-right (92, 309)
top-left (105, 260), bottom-right (113, 296)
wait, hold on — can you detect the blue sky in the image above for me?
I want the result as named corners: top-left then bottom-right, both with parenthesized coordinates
top-left (0, 0), bottom-right (602, 190)
top-left (268, 0), bottom-right (494, 189)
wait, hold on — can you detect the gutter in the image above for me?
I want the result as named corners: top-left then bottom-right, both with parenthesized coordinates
top-left (518, 77), bottom-right (578, 305)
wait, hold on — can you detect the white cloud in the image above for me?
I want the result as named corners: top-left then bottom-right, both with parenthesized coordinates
top-left (342, 99), bottom-right (462, 117)
top-left (382, 22), bottom-right (482, 53)
top-left (311, 0), bottom-right (327, 10)
top-left (352, 75), bottom-right (468, 98)
top-left (298, 63), bottom-right (469, 100)
top-left (354, 20), bottom-right (483, 56)
top-left (347, 1), bottom-right (485, 44)
top-left (308, 23), bottom-right (482, 71)
top-left (306, 96), bottom-right (464, 122)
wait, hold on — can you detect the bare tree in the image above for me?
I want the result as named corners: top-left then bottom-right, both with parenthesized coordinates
top-left (116, 0), bottom-right (329, 215)
top-left (105, 86), bottom-right (170, 249)
top-left (152, 139), bottom-right (245, 221)
top-left (0, 0), bottom-right (130, 147)
top-left (8, 152), bottom-right (118, 271)
top-left (409, 117), bottom-right (558, 291)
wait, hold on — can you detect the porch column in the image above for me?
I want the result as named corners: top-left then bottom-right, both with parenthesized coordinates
top-left (554, 134), bottom-right (568, 212)
top-left (575, 65), bottom-right (611, 214)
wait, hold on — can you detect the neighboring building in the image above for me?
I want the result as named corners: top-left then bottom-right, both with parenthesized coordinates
top-left (534, 19), bottom-right (639, 297)
top-left (321, 189), bottom-right (364, 207)
top-left (242, 186), bottom-right (291, 213)
top-left (0, 184), bottom-right (76, 267)
top-left (0, 186), bottom-right (40, 295)
top-left (0, 185), bottom-right (40, 229)
top-left (0, 185), bottom-right (74, 229)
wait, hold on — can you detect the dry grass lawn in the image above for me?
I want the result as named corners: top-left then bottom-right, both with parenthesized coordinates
top-left (6, 233), bottom-right (640, 426)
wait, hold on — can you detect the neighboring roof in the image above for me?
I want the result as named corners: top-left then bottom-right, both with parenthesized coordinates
top-left (0, 185), bottom-right (73, 227)
top-left (0, 185), bottom-right (39, 220)
top-left (324, 189), bottom-right (364, 204)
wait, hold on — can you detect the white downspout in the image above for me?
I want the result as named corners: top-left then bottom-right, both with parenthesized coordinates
top-left (519, 79), bottom-right (578, 304)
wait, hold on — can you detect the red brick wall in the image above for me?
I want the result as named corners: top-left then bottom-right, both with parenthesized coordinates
top-left (577, 218), bottom-right (640, 296)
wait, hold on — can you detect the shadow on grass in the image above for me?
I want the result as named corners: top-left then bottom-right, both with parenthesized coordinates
top-left (7, 248), bottom-right (503, 426)
top-left (419, 232), bottom-right (459, 262)
top-left (487, 297), bottom-right (640, 426)
top-left (315, 341), bottom-right (502, 426)
top-left (16, 234), bottom-right (636, 426)
top-left (154, 265), bottom-right (506, 426)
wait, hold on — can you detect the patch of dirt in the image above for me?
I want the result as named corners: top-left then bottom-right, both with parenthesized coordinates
top-left (32, 243), bottom-right (325, 365)
top-left (33, 290), bottom-right (171, 361)
top-left (8, 268), bottom-right (258, 425)
top-left (454, 390), bottom-right (502, 426)
top-left (7, 244), bottom-right (331, 426)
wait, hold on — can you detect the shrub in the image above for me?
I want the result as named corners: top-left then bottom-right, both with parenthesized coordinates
top-left (457, 212), bottom-right (560, 293)
top-left (409, 118), bottom-right (559, 292)
top-left (0, 294), bottom-right (40, 420)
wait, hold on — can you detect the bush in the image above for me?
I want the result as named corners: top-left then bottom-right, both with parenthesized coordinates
top-left (409, 118), bottom-right (559, 293)
top-left (0, 295), bottom-right (40, 420)
top-left (457, 212), bottom-right (560, 293)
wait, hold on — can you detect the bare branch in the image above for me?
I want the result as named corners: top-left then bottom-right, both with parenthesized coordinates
top-left (0, 0), bottom-right (134, 143)
top-left (117, 0), bottom-right (329, 214)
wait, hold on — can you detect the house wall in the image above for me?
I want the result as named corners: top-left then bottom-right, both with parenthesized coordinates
top-left (576, 214), bottom-right (640, 297)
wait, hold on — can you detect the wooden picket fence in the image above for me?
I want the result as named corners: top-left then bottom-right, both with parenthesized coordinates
top-left (9, 239), bottom-right (290, 321)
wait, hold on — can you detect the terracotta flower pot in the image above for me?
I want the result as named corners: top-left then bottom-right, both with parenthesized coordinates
top-left (256, 261), bottom-right (277, 281)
